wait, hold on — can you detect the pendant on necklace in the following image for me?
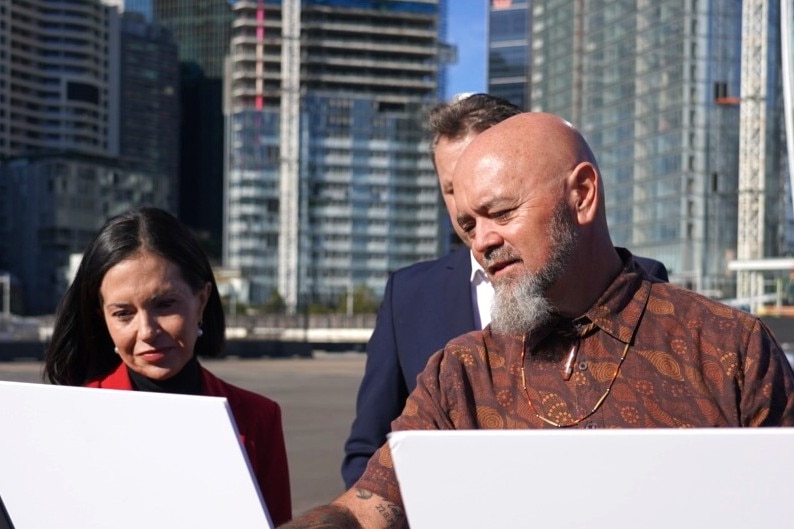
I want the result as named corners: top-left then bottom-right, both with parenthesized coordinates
top-left (562, 341), bottom-right (578, 381)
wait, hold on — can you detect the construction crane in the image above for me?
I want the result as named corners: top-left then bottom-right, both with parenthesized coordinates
top-left (278, 0), bottom-right (301, 313)
top-left (736, 0), bottom-right (770, 307)
top-left (783, 0), bottom-right (794, 260)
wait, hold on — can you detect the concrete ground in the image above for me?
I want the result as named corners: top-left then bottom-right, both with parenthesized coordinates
top-left (0, 352), bottom-right (367, 518)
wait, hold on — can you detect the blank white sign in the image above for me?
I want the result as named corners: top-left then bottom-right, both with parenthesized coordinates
top-left (389, 428), bottom-right (794, 529)
top-left (0, 381), bottom-right (274, 529)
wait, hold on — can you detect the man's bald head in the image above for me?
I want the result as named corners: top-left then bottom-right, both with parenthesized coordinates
top-left (453, 112), bottom-right (607, 236)
top-left (452, 112), bottom-right (620, 321)
top-left (456, 112), bottom-right (600, 196)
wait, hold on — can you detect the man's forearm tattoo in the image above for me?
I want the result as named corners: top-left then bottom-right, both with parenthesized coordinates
top-left (354, 488), bottom-right (404, 528)
top-left (355, 488), bottom-right (373, 500)
top-left (374, 502), bottom-right (402, 527)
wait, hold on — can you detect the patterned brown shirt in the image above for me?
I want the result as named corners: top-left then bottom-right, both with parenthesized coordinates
top-left (356, 252), bottom-right (794, 506)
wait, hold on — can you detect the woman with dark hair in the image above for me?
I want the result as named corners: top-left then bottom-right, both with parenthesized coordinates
top-left (43, 206), bottom-right (292, 526)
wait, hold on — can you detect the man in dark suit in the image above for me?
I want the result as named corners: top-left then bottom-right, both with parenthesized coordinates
top-left (340, 94), bottom-right (669, 487)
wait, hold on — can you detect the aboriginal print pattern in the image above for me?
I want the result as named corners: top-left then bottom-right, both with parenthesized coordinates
top-left (355, 251), bottom-right (794, 508)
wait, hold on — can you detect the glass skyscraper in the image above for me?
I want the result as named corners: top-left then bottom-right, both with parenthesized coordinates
top-left (488, 0), bottom-right (530, 109)
top-left (122, 0), bottom-right (235, 259)
top-left (490, 1), bottom-right (790, 298)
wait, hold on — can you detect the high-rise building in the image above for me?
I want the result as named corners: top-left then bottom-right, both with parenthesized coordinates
top-left (0, 1), bottom-right (176, 314)
top-left (126, 0), bottom-right (234, 78)
top-left (487, 0), bottom-right (530, 109)
top-left (119, 11), bottom-right (180, 210)
top-left (0, 1), bottom-right (118, 159)
top-left (225, 0), bottom-right (445, 311)
top-left (2, 155), bottom-right (170, 314)
top-left (490, 1), bottom-right (790, 298)
top-left (123, 0), bottom-right (235, 260)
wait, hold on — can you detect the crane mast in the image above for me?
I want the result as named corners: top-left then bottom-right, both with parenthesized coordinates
top-left (736, 0), bottom-right (769, 306)
top-left (278, 0), bottom-right (301, 313)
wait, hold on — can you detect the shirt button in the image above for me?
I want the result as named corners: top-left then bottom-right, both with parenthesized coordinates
top-left (578, 361), bottom-right (588, 371)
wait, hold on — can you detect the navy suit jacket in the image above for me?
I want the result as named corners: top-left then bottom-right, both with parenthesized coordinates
top-left (341, 246), bottom-right (668, 487)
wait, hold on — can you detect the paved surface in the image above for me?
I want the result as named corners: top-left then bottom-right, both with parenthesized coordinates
top-left (0, 352), bottom-right (367, 517)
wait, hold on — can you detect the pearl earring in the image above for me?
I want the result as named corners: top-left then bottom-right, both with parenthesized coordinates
top-left (114, 346), bottom-right (119, 354)
top-left (197, 323), bottom-right (204, 337)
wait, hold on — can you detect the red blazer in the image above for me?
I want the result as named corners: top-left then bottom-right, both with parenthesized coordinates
top-left (86, 363), bottom-right (292, 526)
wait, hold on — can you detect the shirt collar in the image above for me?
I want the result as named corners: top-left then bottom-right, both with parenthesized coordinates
top-left (469, 250), bottom-right (489, 283)
top-left (580, 248), bottom-right (652, 344)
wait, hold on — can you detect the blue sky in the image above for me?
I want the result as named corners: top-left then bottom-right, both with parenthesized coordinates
top-left (444, 1), bottom-right (487, 99)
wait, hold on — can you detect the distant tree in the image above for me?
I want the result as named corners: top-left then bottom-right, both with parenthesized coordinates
top-left (308, 302), bottom-right (335, 314)
top-left (262, 290), bottom-right (286, 314)
top-left (352, 284), bottom-right (379, 313)
top-left (333, 285), bottom-right (379, 314)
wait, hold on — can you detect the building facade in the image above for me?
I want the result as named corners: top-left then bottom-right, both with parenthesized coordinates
top-left (225, 0), bottom-right (445, 311)
top-left (0, 1), bottom-right (119, 159)
top-left (490, 0), bottom-right (790, 298)
top-left (122, 0), bottom-right (235, 260)
top-left (487, 0), bottom-right (530, 109)
top-left (1, 155), bottom-right (168, 314)
top-left (0, 1), bottom-right (175, 314)
top-left (118, 11), bottom-right (180, 211)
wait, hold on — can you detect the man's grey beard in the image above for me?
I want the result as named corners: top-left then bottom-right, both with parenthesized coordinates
top-left (489, 201), bottom-right (578, 335)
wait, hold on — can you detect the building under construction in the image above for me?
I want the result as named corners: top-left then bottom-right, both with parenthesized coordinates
top-left (224, 0), bottom-right (447, 311)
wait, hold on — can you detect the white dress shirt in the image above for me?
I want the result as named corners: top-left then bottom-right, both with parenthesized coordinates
top-left (469, 251), bottom-right (494, 329)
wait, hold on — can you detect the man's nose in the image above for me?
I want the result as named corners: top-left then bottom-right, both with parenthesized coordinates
top-left (470, 220), bottom-right (503, 259)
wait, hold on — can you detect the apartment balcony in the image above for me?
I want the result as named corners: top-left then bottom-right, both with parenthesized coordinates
top-left (388, 210), bottom-right (438, 223)
top-left (8, 79), bottom-right (59, 101)
top-left (16, 1), bottom-right (101, 20)
top-left (229, 71), bottom-right (279, 88)
top-left (228, 46), bottom-right (282, 61)
top-left (302, 21), bottom-right (435, 40)
top-left (231, 17), bottom-right (283, 31)
top-left (229, 86), bottom-right (280, 101)
top-left (230, 203), bottom-right (273, 218)
top-left (229, 34), bottom-right (282, 48)
top-left (37, 25), bottom-right (106, 46)
top-left (304, 56), bottom-right (436, 75)
top-left (312, 205), bottom-right (353, 218)
top-left (304, 37), bottom-right (436, 58)
top-left (229, 66), bottom-right (282, 82)
top-left (227, 222), bottom-right (279, 236)
top-left (303, 72), bottom-right (434, 91)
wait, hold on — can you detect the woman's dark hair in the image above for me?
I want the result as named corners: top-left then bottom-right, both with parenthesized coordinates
top-left (44, 207), bottom-right (225, 385)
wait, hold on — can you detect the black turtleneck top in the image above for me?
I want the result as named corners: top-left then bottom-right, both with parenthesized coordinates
top-left (126, 355), bottom-right (202, 395)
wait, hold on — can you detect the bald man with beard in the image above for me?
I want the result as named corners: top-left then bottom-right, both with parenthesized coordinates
top-left (279, 113), bottom-right (794, 529)
top-left (342, 94), bottom-right (668, 488)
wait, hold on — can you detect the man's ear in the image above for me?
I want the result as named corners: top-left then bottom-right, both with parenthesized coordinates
top-left (567, 162), bottom-right (599, 225)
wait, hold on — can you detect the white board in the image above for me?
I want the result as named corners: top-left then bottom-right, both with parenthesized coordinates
top-left (0, 381), bottom-right (274, 529)
top-left (389, 428), bottom-right (794, 529)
